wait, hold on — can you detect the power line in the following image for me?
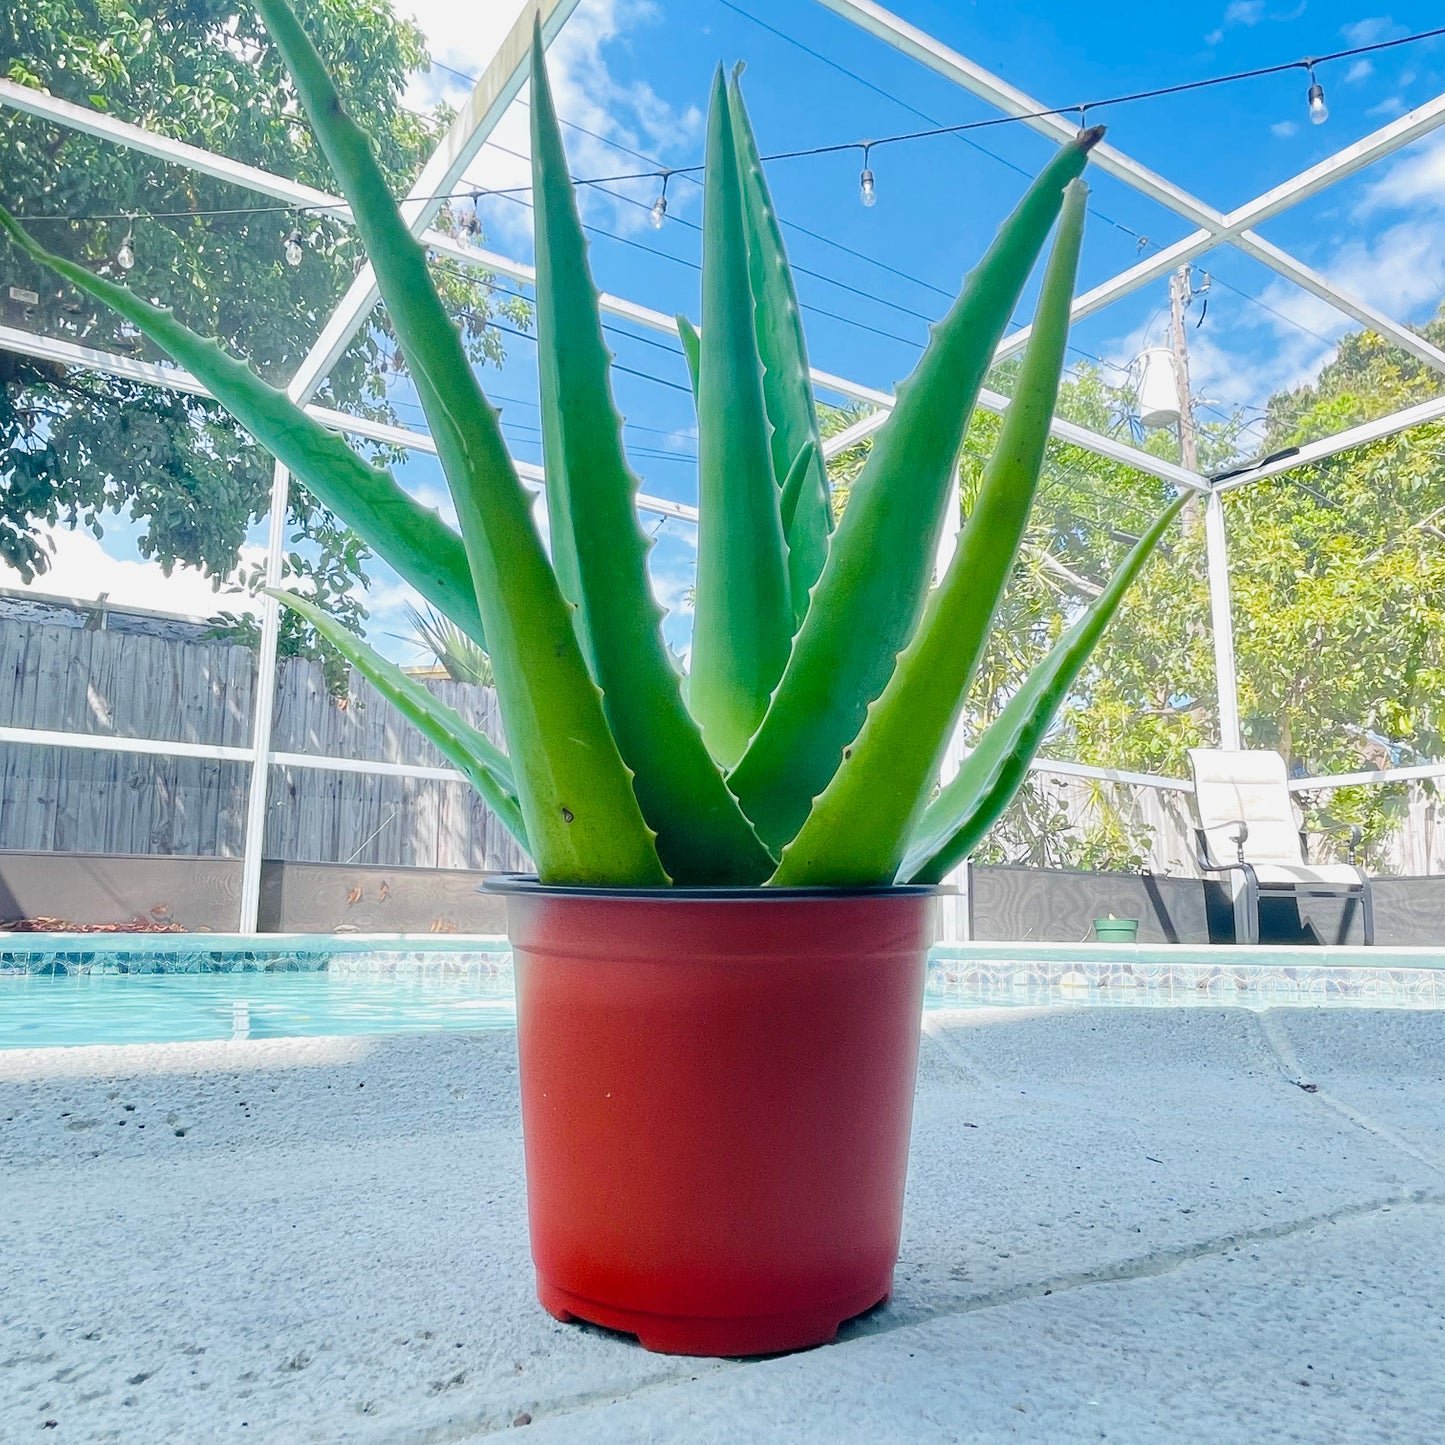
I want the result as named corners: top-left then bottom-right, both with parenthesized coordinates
top-left (18, 21), bottom-right (1442, 223)
top-left (473, 187), bottom-right (926, 349)
top-left (478, 136), bottom-right (941, 324)
top-left (474, 74), bottom-right (958, 301)
top-left (21, 17), bottom-right (1431, 385)
top-left (478, 313), bottom-right (694, 394)
top-left (387, 383), bottom-right (696, 448)
top-left (712, 0), bottom-right (1151, 250)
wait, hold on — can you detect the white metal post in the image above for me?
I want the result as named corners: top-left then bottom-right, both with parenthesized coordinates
top-left (934, 466), bottom-right (971, 941)
top-left (1204, 488), bottom-right (1241, 751)
top-left (1203, 486), bottom-right (1250, 939)
top-left (237, 460), bottom-right (292, 930)
top-left (236, 0), bottom-right (579, 931)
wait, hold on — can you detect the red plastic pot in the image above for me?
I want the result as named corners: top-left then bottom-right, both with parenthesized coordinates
top-left (491, 877), bottom-right (935, 1357)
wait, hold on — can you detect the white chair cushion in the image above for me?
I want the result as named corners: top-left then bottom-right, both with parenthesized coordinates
top-left (1249, 862), bottom-right (1363, 888)
top-left (1188, 748), bottom-right (1306, 868)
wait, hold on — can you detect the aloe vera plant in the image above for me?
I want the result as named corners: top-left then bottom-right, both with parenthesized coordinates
top-left (0, 4), bottom-right (1185, 889)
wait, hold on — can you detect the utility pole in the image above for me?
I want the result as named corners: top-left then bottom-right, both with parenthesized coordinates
top-left (1169, 264), bottom-right (1203, 545)
top-left (1168, 264), bottom-right (1199, 472)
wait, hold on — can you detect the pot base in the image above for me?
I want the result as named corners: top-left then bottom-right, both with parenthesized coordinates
top-left (538, 1278), bottom-right (892, 1358)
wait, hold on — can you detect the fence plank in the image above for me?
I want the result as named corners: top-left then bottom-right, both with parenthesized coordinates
top-left (0, 614), bottom-right (527, 868)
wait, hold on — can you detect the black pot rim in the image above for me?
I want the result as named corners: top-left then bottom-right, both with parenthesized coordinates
top-left (481, 872), bottom-right (945, 901)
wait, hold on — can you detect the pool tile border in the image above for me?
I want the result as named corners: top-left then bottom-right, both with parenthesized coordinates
top-left (2, 934), bottom-right (1443, 1002)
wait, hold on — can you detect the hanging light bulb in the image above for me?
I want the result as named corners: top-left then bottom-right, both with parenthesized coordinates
top-left (116, 219), bottom-right (136, 272)
top-left (283, 228), bottom-right (304, 267)
top-left (464, 190), bottom-right (483, 240)
top-left (858, 143), bottom-right (877, 208)
top-left (649, 171), bottom-right (670, 230)
top-left (1305, 62), bottom-right (1329, 125)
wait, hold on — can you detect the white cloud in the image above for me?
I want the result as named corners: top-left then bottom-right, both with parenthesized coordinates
top-left (1341, 16), bottom-right (1405, 46)
top-left (411, 482), bottom-right (459, 527)
top-left (1205, 0), bottom-right (1303, 47)
top-left (1344, 58), bottom-right (1375, 84)
top-left (649, 562), bottom-right (693, 617)
top-left (1199, 212), bottom-right (1445, 405)
top-left (0, 526), bottom-right (262, 620)
top-left (1103, 134), bottom-right (1445, 419)
top-left (1360, 131), bottom-right (1445, 215)
top-left (1367, 95), bottom-right (1407, 118)
top-left (391, 0), bottom-right (703, 251)
top-left (1112, 219), bottom-right (1445, 421)
top-left (1324, 221), bottom-right (1445, 320)
top-left (1271, 119), bottom-right (1299, 138)
top-left (1158, 300), bottom-right (1333, 417)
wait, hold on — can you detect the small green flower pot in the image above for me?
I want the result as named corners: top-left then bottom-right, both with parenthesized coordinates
top-left (1093, 917), bottom-right (1140, 943)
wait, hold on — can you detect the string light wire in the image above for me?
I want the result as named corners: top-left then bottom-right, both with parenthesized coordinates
top-left (16, 21), bottom-right (1443, 228)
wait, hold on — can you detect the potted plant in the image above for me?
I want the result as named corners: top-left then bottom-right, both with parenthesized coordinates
top-left (1093, 913), bottom-right (1141, 943)
top-left (0, 2), bottom-right (1183, 1356)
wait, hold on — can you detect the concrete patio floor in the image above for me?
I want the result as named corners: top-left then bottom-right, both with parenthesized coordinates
top-left (2, 1005), bottom-right (1441, 1443)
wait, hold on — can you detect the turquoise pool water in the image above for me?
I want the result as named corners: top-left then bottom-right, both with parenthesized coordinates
top-left (1, 970), bottom-right (1047, 1050)
top-left (4, 938), bottom-right (1443, 1050)
top-left (0, 970), bottom-right (519, 1049)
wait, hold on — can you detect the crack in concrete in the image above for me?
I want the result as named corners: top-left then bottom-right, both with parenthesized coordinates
top-left (410, 1190), bottom-right (1445, 1444)
top-left (1254, 1011), bottom-right (1444, 1174)
top-left (352, 1355), bottom-right (736, 1445)
top-left (397, 1012), bottom-right (1445, 1444)
top-left (858, 1187), bottom-right (1445, 1336)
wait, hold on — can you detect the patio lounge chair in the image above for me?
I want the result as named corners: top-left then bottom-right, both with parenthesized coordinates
top-left (1187, 748), bottom-right (1374, 946)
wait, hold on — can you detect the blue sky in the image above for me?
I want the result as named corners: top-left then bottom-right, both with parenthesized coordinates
top-left (383, 0), bottom-right (1445, 657)
top-left (8, 0), bottom-right (1445, 666)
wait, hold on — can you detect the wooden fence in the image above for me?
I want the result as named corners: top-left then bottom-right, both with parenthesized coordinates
top-left (3, 611), bottom-right (1444, 877)
top-left (0, 616), bottom-right (527, 869)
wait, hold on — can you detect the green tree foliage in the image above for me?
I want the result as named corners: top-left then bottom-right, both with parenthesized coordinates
top-left (1223, 309), bottom-right (1445, 856)
top-left (823, 311), bottom-right (1445, 870)
top-left (0, 0), bottom-right (526, 684)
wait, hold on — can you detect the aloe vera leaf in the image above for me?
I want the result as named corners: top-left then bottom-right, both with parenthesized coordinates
top-left (778, 439), bottom-right (819, 542)
top-left (728, 128), bottom-right (1103, 852)
top-left (770, 181), bottom-right (1088, 886)
top-left (0, 207), bottom-right (492, 652)
top-left (727, 69), bottom-right (832, 622)
top-left (529, 32), bottom-right (775, 884)
top-left (687, 68), bottom-right (793, 769)
top-left (676, 313), bottom-right (702, 398)
top-left (900, 494), bottom-right (1188, 885)
top-left (252, 0), bottom-right (665, 885)
top-left (268, 589), bottom-right (529, 849)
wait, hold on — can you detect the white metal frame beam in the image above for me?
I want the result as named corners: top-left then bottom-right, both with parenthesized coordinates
top-left (1214, 393), bottom-right (1445, 491)
top-left (815, 0), bottom-right (1445, 379)
top-left (1204, 490), bottom-right (1242, 749)
top-left (814, 381), bottom-right (1206, 490)
top-left (0, 66), bottom-right (1210, 494)
top-left (0, 720), bottom-right (1195, 793)
top-left (0, 324), bottom-right (698, 520)
top-left (995, 92), bottom-right (1445, 361)
top-left (9, 711), bottom-right (1441, 797)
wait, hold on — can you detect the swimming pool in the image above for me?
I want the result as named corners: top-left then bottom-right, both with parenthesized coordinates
top-left (3, 936), bottom-right (1443, 1049)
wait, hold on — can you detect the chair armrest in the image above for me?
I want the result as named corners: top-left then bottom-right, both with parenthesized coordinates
top-left (1197, 819), bottom-right (1249, 867)
top-left (1311, 819), bottom-right (1364, 864)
